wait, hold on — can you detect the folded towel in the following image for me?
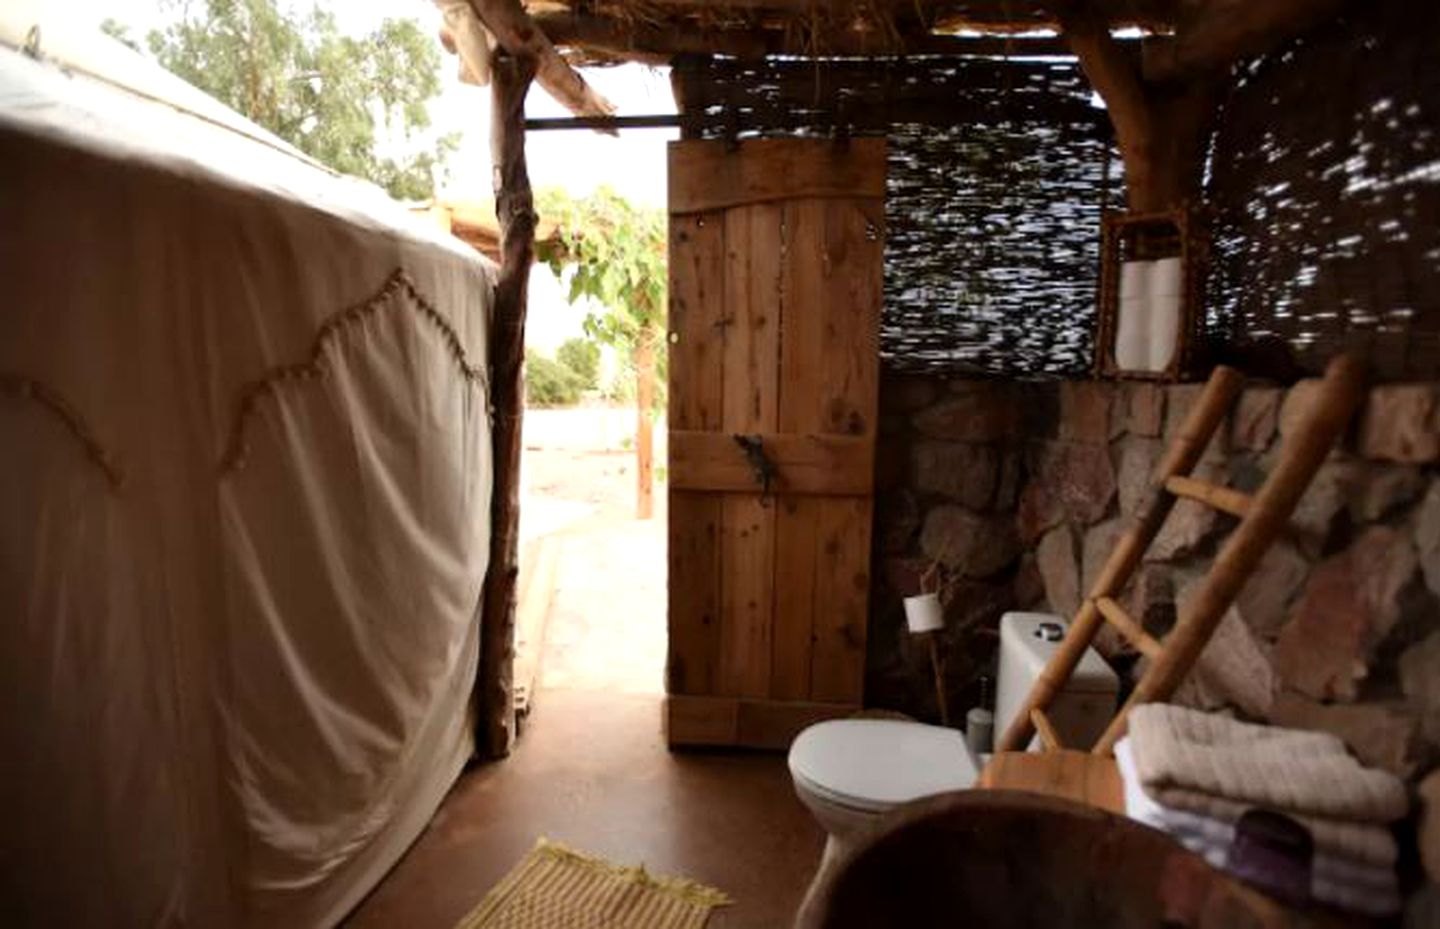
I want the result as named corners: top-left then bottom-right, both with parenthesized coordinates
top-left (1127, 704), bottom-right (1408, 824)
top-left (1117, 739), bottom-right (1401, 916)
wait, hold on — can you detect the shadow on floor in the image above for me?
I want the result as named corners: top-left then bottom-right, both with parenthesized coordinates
top-left (347, 689), bottom-right (824, 929)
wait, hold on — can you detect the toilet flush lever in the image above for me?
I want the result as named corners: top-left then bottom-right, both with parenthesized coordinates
top-left (732, 434), bottom-right (777, 506)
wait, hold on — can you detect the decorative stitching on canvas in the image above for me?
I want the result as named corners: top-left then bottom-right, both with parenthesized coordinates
top-left (1, 374), bottom-right (124, 489)
top-left (219, 268), bottom-right (488, 476)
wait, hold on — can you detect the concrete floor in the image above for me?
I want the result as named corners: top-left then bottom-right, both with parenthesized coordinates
top-left (347, 689), bottom-right (825, 929)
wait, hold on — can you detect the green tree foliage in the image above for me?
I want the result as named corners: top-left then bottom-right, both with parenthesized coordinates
top-left (536, 187), bottom-right (666, 347)
top-left (524, 348), bottom-right (585, 407)
top-left (104, 1), bottom-right (455, 200)
top-left (535, 186), bottom-right (667, 410)
top-left (556, 337), bottom-right (600, 391)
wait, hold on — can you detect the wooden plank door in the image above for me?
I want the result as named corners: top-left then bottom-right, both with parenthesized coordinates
top-left (665, 137), bottom-right (885, 749)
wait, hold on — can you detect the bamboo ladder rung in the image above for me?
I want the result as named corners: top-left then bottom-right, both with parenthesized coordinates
top-left (992, 365), bottom-right (1247, 756)
top-left (1163, 475), bottom-right (1254, 518)
top-left (1093, 597), bottom-right (1162, 658)
top-left (1030, 708), bottom-right (1064, 750)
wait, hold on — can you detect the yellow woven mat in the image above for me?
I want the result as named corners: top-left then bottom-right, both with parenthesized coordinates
top-left (455, 839), bottom-right (731, 929)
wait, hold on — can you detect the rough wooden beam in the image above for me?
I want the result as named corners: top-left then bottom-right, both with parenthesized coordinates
top-left (1142, 0), bottom-right (1348, 82)
top-left (452, 0), bottom-right (616, 126)
top-left (535, 11), bottom-right (1084, 62)
top-left (476, 50), bottom-right (538, 760)
top-left (1058, 1), bottom-right (1214, 212)
top-left (1060, 7), bottom-right (1151, 154)
top-left (616, 0), bottom-right (1178, 30)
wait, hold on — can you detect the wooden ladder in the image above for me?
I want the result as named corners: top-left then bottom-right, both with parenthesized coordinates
top-left (995, 353), bottom-right (1368, 758)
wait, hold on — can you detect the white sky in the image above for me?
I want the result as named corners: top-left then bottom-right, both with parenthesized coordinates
top-left (79, 0), bottom-right (677, 350)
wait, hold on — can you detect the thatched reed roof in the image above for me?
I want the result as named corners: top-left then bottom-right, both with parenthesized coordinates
top-left (521, 0), bottom-right (1179, 65)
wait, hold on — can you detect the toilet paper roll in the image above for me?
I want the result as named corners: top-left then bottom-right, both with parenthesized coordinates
top-left (1149, 256), bottom-right (1183, 296)
top-left (1114, 261), bottom-right (1152, 372)
top-left (1148, 258), bottom-right (1184, 371)
top-left (1115, 295), bottom-right (1150, 371)
top-left (903, 593), bottom-right (945, 634)
top-left (1119, 259), bottom-right (1149, 303)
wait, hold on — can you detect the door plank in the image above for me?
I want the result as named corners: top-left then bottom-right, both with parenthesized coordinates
top-left (667, 210), bottom-right (727, 697)
top-left (779, 198), bottom-right (828, 436)
top-left (667, 492), bottom-right (721, 695)
top-left (818, 198), bottom-right (884, 437)
top-left (668, 212), bottom-right (725, 431)
top-left (809, 496), bottom-right (872, 703)
top-left (716, 204), bottom-right (783, 699)
top-left (721, 204), bottom-right (782, 432)
top-left (718, 493), bottom-right (774, 697)
top-left (666, 694), bottom-right (856, 749)
top-left (668, 431), bottom-right (874, 495)
top-left (771, 495), bottom-right (818, 700)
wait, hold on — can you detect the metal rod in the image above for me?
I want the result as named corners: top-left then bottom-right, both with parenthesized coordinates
top-left (524, 114), bottom-right (685, 131)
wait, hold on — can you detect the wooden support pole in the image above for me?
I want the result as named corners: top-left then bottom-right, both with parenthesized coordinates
top-left (1092, 354), bottom-right (1367, 755)
top-left (634, 325), bottom-right (657, 520)
top-left (1060, 3), bottom-right (1217, 213)
top-left (995, 365), bottom-right (1244, 754)
top-left (476, 50), bottom-right (537, 760)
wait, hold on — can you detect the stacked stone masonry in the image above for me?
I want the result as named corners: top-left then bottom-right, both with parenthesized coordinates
top-left (869, 373), bottom-right (1440, 897)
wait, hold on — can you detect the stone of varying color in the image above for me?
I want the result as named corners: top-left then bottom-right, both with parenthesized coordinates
top-left (919, 505), bottom-right (1020, 579)
top-left (1360, 383), bottom-right (1440, 463)
top-left (1036, 524), bottom-right (1081, 620)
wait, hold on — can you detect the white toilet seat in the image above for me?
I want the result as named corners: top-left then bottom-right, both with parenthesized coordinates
top-left (788, 719), bottom-right (978, 813)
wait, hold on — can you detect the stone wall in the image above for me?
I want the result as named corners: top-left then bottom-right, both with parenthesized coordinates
top-left (869, 373), bottom-right (1440, 789)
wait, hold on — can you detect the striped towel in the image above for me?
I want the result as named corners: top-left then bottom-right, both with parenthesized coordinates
top-left (1127, 704), bottom-right (1408, 824)
top-left (1116, 739), bottom-right (1401, 916)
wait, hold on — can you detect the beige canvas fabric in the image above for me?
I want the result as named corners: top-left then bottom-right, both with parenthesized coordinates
top-left (1128, 704), bottom-right (1408, 824)
top-left (0, 21), bottom-right (494, 929)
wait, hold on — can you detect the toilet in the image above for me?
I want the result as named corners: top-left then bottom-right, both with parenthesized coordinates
top-left (787, 611), bottom-right (1119, 882)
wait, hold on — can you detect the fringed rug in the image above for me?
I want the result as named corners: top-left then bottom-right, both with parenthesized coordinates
top-left (456, 839), bottom-right (731, 929)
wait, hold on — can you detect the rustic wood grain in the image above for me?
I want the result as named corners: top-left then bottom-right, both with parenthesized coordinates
top-left (809, 497), bottom-right (872, 704)
top-left (666, 211), bottom-right (726, 697)
top-left (771, 496), bottom-right (820, 700)
top-left (670, 138), bottom-right (886, 215)
top-left (668, 431), bottom-right (874, 495)
top-left (665, 695), bottom-right (856, 749)
top-left (476, 51), bottom-right (536, 760)
top-left (666, 139), bottom-right (883, 746)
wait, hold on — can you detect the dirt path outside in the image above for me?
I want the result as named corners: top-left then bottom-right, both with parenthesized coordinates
top-left (518, 407), bottom-right (667, 696)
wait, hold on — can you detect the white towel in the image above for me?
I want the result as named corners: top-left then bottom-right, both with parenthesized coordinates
top-left (1116, 739), bottom-right (1401, 916)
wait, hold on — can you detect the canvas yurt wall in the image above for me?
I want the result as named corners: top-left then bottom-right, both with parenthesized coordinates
top-left (0, 19), bottom-right (494, 928)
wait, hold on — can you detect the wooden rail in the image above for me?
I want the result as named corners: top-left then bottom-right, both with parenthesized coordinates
top-left (1164, 475), bottom-right (1253, 517)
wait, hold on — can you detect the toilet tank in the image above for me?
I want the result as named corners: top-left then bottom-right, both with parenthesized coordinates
top-left (995, 612), bottom-right (1118, 752)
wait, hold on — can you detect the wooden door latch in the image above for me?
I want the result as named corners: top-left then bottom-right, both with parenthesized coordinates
top-left (732, 433), bottom-right (778, 505)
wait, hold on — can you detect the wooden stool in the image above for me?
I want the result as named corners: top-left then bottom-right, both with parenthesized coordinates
top-left (979, 750), bottom-right (1125, 815)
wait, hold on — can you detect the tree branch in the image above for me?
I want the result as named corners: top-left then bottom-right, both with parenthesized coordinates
top-left (449, 0), bottom-right (616, 129)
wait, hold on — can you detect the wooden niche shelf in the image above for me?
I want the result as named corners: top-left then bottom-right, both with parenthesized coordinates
top-left (1094, 208), bottom-right (1208, 382)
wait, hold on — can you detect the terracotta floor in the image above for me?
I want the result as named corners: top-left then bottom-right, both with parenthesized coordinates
top-left (346, 688), bottom-right (825, 929)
